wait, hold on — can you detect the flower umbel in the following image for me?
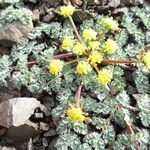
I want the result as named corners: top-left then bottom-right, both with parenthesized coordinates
top-left (76, 61), bottom-right (92, 75)
top-left (72, 42), bottom-right (86, 55)
top-left (102, 39), bottom-right (118, 54)
top-left (88, 41), bottom-right (100, 50)
top-left (66, 107), bottom-right (85, 122)
top-left (82, 29), bottom-right (97, 41)
top-left (61, 36), bottom-right (74, 51)
top-left (49, 59), bottom-right (63, 76)
top-left (97, 69), bottom-right (113, 86)
top-left (59, 5), bottom-right (75, 17)
top-left (142, 51), bottom-right (150, 69)
top-left (102, 17), bottom-right (119, 31)
top-left (88, 51), bottom-right (103, 65)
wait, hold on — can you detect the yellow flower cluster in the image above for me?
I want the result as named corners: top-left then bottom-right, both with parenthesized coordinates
top-left (142, 51), bottom-right (150, 69)
top-left (88, 51), bottom-right (103, 65)
top-left (88, 41), bottom-right (100, 50)
top-left (49, 59), bottom-right (64, 76)
top-left (102, 17), bottom-right (119, 31)
top-left (97, 69), bottom-right (113, 86)
top-left (76, 61), bottom-right (92, 75)
top-left (82, 29), bottom-right (97, 41)
top-left (102, 39), bottom-right (118, 54)
top-left (72, 42), bottom-right (86, 55)
top-left (59, 5), bottom-right (75, 17)
top-left (61, 36), bottom-right (74, 50)
top-left (66, 107), bottom-right (85, 122)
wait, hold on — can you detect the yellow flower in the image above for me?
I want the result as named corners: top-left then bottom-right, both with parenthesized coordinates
top-left (102, 17), bottom-right (119, 31)
top-left (97, 69), bottom-right (113, 86)
top-left (102, 39), bottom-right (118, 54)
top-left (82, 29), bottom-right (97, 41)
top-left (142, 51), bottom-right (150, 69)
top-left (66, 107), bottom-right (85, 122)
top-left (61, 36), bottom-right (74, 50)
top-left (88, 51), bottom-right (103, 65)
top-left (59, 5), bottom-right (75, 17)
top-left (72, 42), bottom-right (86, 55)
top-left (49, 59), bottom-right (63, 76)
top-left (76, 61), bottom-right (92, 75)
top-left (88, 41), bottom-right (100, 50)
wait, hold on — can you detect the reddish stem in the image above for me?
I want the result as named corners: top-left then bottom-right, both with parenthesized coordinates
top-left (52, 53), bottom-right (73, 59)
top-left (102, 59), bottom-right (139, 64)
top-left (75, 84), bottom-right (83, 107)
top-left (127, 124), bottom-right (141, 150)
top-left (127, 124), bottom-right (134, 134)
top-left (26, 61), bottom-right (38, 66)
top-left (69, 16), bottom-right (82, 42)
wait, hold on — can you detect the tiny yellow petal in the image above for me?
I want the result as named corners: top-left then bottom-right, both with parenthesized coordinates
top-left (82, 29), bottom-right (97, 41)
top-left (102, 17), bottom-right (119, 31)
top-left (49, 59), bottom-right (63, 76)
top-left (66, 107), bottom-right (85, 122)
top-left (142, 51), bottom-right (150, 70)
top-left (76, 61), bottom-right (92, 75)
top-left (102, 39), bottom-right (118, 54)
top-left (97, 69), bottom-right (113, 86)
top-left (59, 5), bottom-right (75, 17)
top-left (72, 42), bottom-right (86, 55)
top-left (88, 41), bottom-right (100, 50)
top-left (61, 36), bottom-right (74, 51)
top-left (88, 51), bottom-right (103, 65)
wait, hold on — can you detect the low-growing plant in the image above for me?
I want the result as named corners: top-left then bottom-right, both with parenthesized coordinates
top-left (0, 3), bottom-right (150, 150)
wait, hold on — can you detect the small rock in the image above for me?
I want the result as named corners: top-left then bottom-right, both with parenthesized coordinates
top-left (0, 127), bottom-right (6, 136)
top-left (87, 0), bottom-right (100, 5)
top-left (41, 95), bottom-right (54, 108)
top-left (4, 124), bottom-right (41, 143)
top-left (112, 8), bottom-right (125, 15)
top-left (0, 21), bottom-right (33, 47)
top-left (40, 122), bottom-right (50, 131)
top-left (41, 106), bottom-right (51, 116)
top-left (0, 97), bottom-right (41, 127)
top-left (42, 0), bottom-right (62, 7)
top-left (71, 0), bottom-right (82, 5)
top-left (107, 0), bottom-right (120, 8)
top-left (34, 112), bottom-right (44, 119)
top-left (1, 147), bottom-right (16, 150)
top-left (32, 9), bottom-right (40, 21)
top-left (27, 139), bottom-right (33, 150)
top-left (42, 137), bottom-right (49, 147)
top-left (0, 84), bottom-right (18, 103)
top-left (132, 94), bottom-right (143, 101)
top-left (48, 138), bottom-right (58, 150)
top-left (44, 128), bottom-right (57, 137)
top-left (143, 1), bottom-right (150, 7)
top-left (102, 0), bottom-right (107, 5)
top-left (96, 5), bottom-right (110, 13)
top-left (72, 9), bottom-right (87, 23)
top-left (32, 135), bottom-right (41, 144)
top-left (43, 12), bottom-right (55, 23)
top-left (145, 30), bottom-right (150, 44)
